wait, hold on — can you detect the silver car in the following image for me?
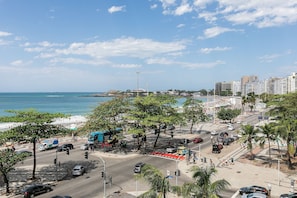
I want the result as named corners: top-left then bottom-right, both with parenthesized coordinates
top-left (72, 165), bottom-right (85, 176)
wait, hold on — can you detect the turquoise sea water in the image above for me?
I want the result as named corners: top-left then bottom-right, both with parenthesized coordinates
top-left (0, 92), bottom-right (207, 116)
top-left (0, 92), bottom-right (112, 116)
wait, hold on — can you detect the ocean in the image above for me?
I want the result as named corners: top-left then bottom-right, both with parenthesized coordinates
top-left (0, 92), bottom-right (208, 117)
top-left (0, 92), bottom-right (112, 117)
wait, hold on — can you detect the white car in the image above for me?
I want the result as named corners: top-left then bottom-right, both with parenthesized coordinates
top-left (72, 165), bottom-right (85, 176)
top-left (80, 143), bottom-right (89, 150)
top-left (211, 130), bottom-right (218, 136)
top-left (166, 146), bottom-right (177, 153)
top-left (228, 125), bottom-right (234, 131)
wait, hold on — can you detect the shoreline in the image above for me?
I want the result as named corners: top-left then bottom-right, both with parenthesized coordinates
top-left (0, 96), bottom-right (242, 132)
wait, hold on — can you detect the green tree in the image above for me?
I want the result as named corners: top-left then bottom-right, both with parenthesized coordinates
top-left (267, 92), bottom-right (297, 169)
top-left (138, 164), bottom-right (170, 198)
top-left (0, 109), bottom-right (69, 179)
top-left (0, 149), bottom-right (28, 194)
top-left (240, 124), bottom-right (259, 159)
top-left (182, 98), bottom-right (208, 134)
top-left (127, 94), bottom-right (179, 149)
top-left (172, 166), bottom-right (229, 198)
top-left (82, 96), bottom-right (130, 146)
top-left (216, 108), bottom-right (241, 123)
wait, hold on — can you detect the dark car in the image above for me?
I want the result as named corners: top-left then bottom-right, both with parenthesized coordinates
top-left (223, 137), bottom-right (234, 145)
top-left (56, 143), bottom-right (74, 152)
top-left (239, 185), bottom-right (268, 195)
top-left (212, 144), bottom-right (221, 154)
top-left (193, 137), bottom-right (203, 144)
top-left (22, 184), bottom-right (53, 198)
top-left (280, 193), bottom-right (297, 198)
top-left (134, 162), bottom-right (145, 173)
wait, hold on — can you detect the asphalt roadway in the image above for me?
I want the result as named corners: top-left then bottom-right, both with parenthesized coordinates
top-left (2, 115), bottom-right (295, 198)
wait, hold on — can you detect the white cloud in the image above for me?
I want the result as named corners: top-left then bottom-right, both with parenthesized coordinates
top-left (177, 23), bottom-right (185, 28)
top-left (193, 0), bottom-right (214, 9)
top-left (174, 1), bottom-right (192, 16)
top-left (146, 57), bottom-right (225, 69)
top-left (160, 0), bottom-right (176, 9)
top-left (0, 31), bottom-right (12, 37)
top-left (198, 12), bottom-right (217, 23)
top-left (23, 37), bottom-right (187, 67)
top-left (150, 4), bottom-right (158, 9)
top-left (53, 37), bottom-right (186, 59)
top-left (182, 60), bottom-right (225, 69)
top-left (112, 64), bottom-right (141, 68)
top-left (200, 46), bottom-right (231, 54)
top-left (259, 53), bottom-right (282, 63)
top-left (157, 0), bottom-right (297, 28)
top-left (199, 26), bottom-right (242, 39)
top-left (108, 5), bottom-right (126, 14)
top-left (10, 60), bottom-right (23, 66)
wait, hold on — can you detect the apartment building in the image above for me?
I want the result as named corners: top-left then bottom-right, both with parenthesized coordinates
top-left (216, 72), bottom-right (297, 96)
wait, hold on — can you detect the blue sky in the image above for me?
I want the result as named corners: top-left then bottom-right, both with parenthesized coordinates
top-left (0, 0), bottom-right (297, 92)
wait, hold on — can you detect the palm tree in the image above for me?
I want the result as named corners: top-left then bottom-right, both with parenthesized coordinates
top-left (240, 124), bottom-right (259, 159)
top-left (172, 166), bottom-right (229, 198)
top-left (241, 96), bottom-right (247, 113)
top-left (247, 92), bottom-right (256, 112)
top-left (258, 123), bottom-right (277, 167)
top-left (138, 164), bottom-right (170, 198)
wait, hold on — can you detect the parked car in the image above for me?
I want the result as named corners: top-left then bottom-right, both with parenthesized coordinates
top-left (57, 143), bottom-right (74, 152)
top-left (239, 185), bottom-right (268, 195)
top-left (15, 149), bottom-right (33, 157)
top-left (280, 193), bottom-right (297, 198)
top-left (22, 184), bottom-right (53, 198)
top-left (241, 192), bottom-right (268, 198)
top-left (179, 139), bottom-right (190, 145)
top-left (211, 130), bottom-right (219, 136)
top-left (166, 146), bottom-right (177, 153)
top-left (134, 162), bottom-right (145, 173)
top-left (72, 165), bottom-right (85, 176)
top-left (193, 137), bottom-right (203, 144)
top-left (80, 143), bottom-right (89, 150)
top-left (212, 144), bottom-right (222, 154)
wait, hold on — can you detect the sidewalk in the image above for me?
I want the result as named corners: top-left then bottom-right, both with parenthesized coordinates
top-left (178, 143), bottom-right (293, 198)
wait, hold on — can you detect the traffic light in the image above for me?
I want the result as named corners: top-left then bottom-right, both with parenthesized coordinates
top-left (66, 148), bottom-right (70, 155)
top-left (101, 171), bottom-right (105, 178)
top-left (84, 151), bottom-right (88, 159)
top-left (54, 158), bottom-right (57, 165)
